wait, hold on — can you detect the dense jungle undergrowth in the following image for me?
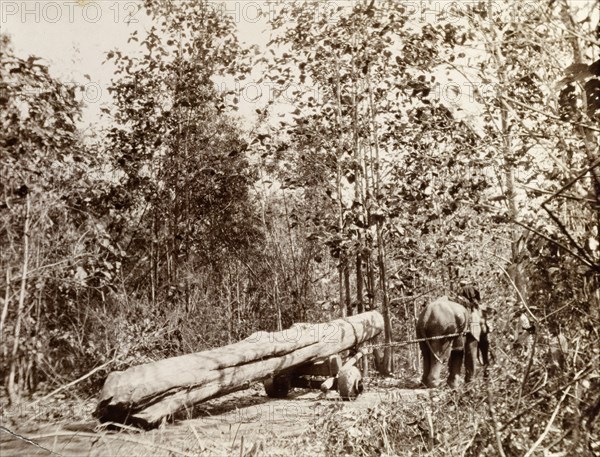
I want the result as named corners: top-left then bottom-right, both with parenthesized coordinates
top-left (1, 1), bottom-right (599, 456)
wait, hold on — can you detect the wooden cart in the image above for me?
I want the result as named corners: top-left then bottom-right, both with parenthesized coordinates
top-left (263, 351), bottom-right (364, 400)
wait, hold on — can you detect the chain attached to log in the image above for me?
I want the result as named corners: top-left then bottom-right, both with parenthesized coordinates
top-left (363, 332), bottom-right (465, 351)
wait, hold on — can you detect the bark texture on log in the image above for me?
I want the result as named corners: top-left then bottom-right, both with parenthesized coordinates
top-left (95, 311), bottom-right (383, 427)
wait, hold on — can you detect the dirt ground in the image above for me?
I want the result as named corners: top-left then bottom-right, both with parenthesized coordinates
top-left (1, 378), bottom-right (428, 457)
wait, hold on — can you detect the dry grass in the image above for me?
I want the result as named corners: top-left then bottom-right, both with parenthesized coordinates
top-left (2, 349), bottom-right (598, 457)
top-left (303, 358), bottom-right (599, 457)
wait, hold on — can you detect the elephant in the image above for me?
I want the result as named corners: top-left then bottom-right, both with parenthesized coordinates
top-left (416, 296), bottom-right (489, 388)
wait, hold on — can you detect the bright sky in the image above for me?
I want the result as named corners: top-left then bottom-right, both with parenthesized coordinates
top-left (2, 0), bottom-right (596, 132)
top-left (1, 1), bottom-right (276, 128)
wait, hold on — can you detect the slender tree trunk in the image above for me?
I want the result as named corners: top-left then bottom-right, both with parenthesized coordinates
top-left (337, 164), bottom-right (346, 318)
top-left (500, 93), bottom-right (527, 303)
top-left (334, 57), bottom-right (347, 318)
top-left (344, 266), bottom-right (352, 316)
top-left (366, 68), bottom-right (394, 374)
top-left (1, 267), bottom-right (10, 338)
top-left (505, 162), bottom-right (527, 302)
top-left (151, 213), bottom-right (157, 306)
top-left (376, 223), bottom-right (393, 373)
top-left (8, 194), bottom-right (30, 404)
top-left (275, 276), bottom-right (282, 331)
top-left (366, 255), bottom-right (375, 309)
top-left (356, 255), bottom-right (364, 313)
top-left (282, 189), bottom-right (301, 312)
top-left (357, 137), bottom-right (369, 315)
top-left (413, 298), bottom-right (420, 372)
top-left (236, 264), bottom-right (242, 325)
top-left (485, 0), bottom-right (527, 306)
top-left (350, 48), bottom-right (365, 316)
top-left (226, 280), bottom-right (232, 344)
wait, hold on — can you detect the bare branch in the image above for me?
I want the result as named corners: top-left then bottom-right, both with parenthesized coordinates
top-left (512, 219), bottom-right (595, 269)
top-left (523, 386), bottom-right (572, 457)
top-left (501, 361), bottom-right (597, 431)
top-left (541, 158), bottom-right (600, 207)
top-left (493, 259), bottom-right (537, 322)
top-left (541, 201), bottom-right (595, 268)
top-left (27, 358), bottom-right (116, 409)
top-left (501, 94), bottom-right (600, 133)
top-left (487, 385), bottom-right (508, 457)
top-left (517, 183), bottom-right (595, 203)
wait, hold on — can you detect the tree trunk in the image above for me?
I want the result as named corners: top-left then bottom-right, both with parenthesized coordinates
top-left (366, 68), bottom-right (394, 374)
top-left (333, 56), bottom-right (348, 319)
top-left (0, 267), bottom-right (11, 338)
top-left (8, 194), bottom-right (30, 405)
top-left (487, 0), bottom-right (527, 307)
top-left (344, 265), bottom-right (352, 316)
top-left (506, 164), bottom-right (528, 304)
top-left (376, 223), bottom-right (394, 374)
top-left (356, 254), bottom-right (364, 313)
top-left (96, 311), bottom-right (384, 427)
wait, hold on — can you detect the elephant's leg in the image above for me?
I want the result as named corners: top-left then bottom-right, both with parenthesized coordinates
top-left (447, 349), bottom-right (463, 388)
top-left (426, 342), bottom-right (444, 388)
top-left (419, 341), bottom-right (431, 387)
top-left (464, 334), bottom-right (478, 383)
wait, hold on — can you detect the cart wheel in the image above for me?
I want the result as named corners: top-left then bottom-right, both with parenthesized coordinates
top-left (263, 374), bottom-right (291, 398)
top-left (338, 366), bottom-right (363, 401)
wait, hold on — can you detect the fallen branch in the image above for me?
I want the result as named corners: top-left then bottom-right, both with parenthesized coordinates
top-left (25, 431), bottom-right (197, 457)
top-left (28, 358), bottom-right (116, 408)
top-left (523, 386), bottom-right (572, 457)
top-left (501, 361), bottom-right (596, 431)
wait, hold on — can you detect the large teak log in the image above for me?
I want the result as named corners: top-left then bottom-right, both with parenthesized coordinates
top-left (95, 310), bottom-right (383, 427)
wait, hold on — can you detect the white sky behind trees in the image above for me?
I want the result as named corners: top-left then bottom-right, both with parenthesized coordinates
top-left (1, 1), bottom-right (276, 128)
top-left (1, 0), bottom-right (596, 134)
top-left (3, 0), bottom-right (597, 215)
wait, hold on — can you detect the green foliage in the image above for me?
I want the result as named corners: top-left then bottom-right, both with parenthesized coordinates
top-left (1, 36), bottom-right (121, 395)
top-left (260, 1), bottom-right (600, 455)
top-left (0, 0), bottom-right (267, 398)
top-left (260, 0), bottom-right (503, 306)
top-left (104, 0), bottom-right (263, 298)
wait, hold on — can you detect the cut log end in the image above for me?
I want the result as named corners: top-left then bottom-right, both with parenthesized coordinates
top-left (94, 400), bottom-right (155, 430)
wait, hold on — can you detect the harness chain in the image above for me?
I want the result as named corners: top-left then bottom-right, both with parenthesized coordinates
top-left (363, 332), bottom-right (465, 350)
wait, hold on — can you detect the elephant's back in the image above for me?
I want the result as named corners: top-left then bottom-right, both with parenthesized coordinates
top-left (416, 296), bottom-right (468, 337)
